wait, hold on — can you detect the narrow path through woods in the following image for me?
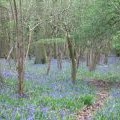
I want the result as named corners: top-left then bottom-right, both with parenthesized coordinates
top-left (76, 80), bottom-right (111, 120)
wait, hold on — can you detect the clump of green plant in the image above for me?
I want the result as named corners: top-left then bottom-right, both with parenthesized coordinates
top-left (112, 31), bottom-right (120, 56)
top-left (81, 95), bottom-right (94, 106)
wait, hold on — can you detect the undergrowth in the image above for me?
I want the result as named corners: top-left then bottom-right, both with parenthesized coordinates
top-left (0, 78), bottom-right (95, 120)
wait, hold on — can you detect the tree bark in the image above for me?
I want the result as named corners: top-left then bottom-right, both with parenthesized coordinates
top-left (0, 63), bottom-right (3, 88)
top-left (57, 46), bottom-right (62, 70)
top-left (34, 43), bottom-right (47, 64)
top-left (53, 42), bottom-right (57, 59)
top-left (46, 47), bottom-right (52, 75)
top-left (13, 0), bottom-right (25, 96)
top-left (86, 50), bottom-right (90, 67)
top-left (66, 33), bottom-right (77, 84)
top-left (104, 53), bottom-right (108, 65)
top-left (89, 49), bottom-right (97, 71)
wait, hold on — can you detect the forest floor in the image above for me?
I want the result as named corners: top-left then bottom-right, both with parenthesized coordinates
top-left (77, 79), bottom-right (120, 120)
top-left (0, 56), bottom-right (120, 120)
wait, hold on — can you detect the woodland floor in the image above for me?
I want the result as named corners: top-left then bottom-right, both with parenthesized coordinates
top-left (77, 80), bottom-right (120, 120)
top-left (0, 56), bottom-right (120, 120)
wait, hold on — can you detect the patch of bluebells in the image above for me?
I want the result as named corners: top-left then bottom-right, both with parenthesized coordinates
top-left (0, 59), bottom-right (95, 119)
top-left (112, 89), bottom-right (120, 98)
top-left (2, 71), bottom-right (16, 79)
top-left (95, 56), bottom-right (120, 74)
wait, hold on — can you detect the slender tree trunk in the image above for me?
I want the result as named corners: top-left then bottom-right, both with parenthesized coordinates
top-left (77, 48), bottom-right (81, 69)
top-left (34, 43), bottom-right (47, 64)
top-left (104, 53), bottom-right (108, 65)
top-left (89, 49), bottom-right (97, 71)
top-left (63, 43), bottom-right (69, 59)
top-left (47, 47), bottom-right (52, 75)
top-left (53, 42), bottom-right (57, 59)
top-left (25, 29), bottom-right (32, 62)
top-left (13, 0), bottom-right (25, 96)
top-left (0, 63), bottom-right (3, 88)
top-left (96, 52), bottom-right (100, 64)
top-left (86, 50), bottom-right (90, 67)
top-left (17, 45), bottom-right (25, 96)
top-left (57, 46), bottom-right (62, 70)
top-left (66, 33), bottom-right (77, 84)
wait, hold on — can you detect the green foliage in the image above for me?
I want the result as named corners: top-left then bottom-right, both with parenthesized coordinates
top-left (0, 0), bottom-right (7, 6)
top-left (81, 95), bottom-right (94, 106)
top-left (15, 112), bottom-right (21, 120)
top-left (73, 0), bottom-right (120, 53)
top-left (112, 31), bottom-right (120, 56)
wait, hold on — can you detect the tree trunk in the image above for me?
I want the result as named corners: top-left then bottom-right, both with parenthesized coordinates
top-left (77, 48), bottom-right (81, 69)
top-left (104, 53), bottom-right (108, 65)
top-left (34, 43), bottom-right (47, 64)
top-left (0, 63), bottom-right (3, 88)
top-left (89, 49), bottom-right (96, 71)
top-left (86, 50), bottom-right (90, 67)
top-left (66, 34), bottom-right (77, 84)
top-left (47, 47), bottom-right (52, 75)
top-left (13, 0), bottom-right (25, 96)
top-left (53, 42), bottom-right (57, 59)
top-left (57, 46), bottom-right (62, 70)
top-left (17, 44), bottom-right (25, 96)
top-left (63, 43), bottom-right (69, 59)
